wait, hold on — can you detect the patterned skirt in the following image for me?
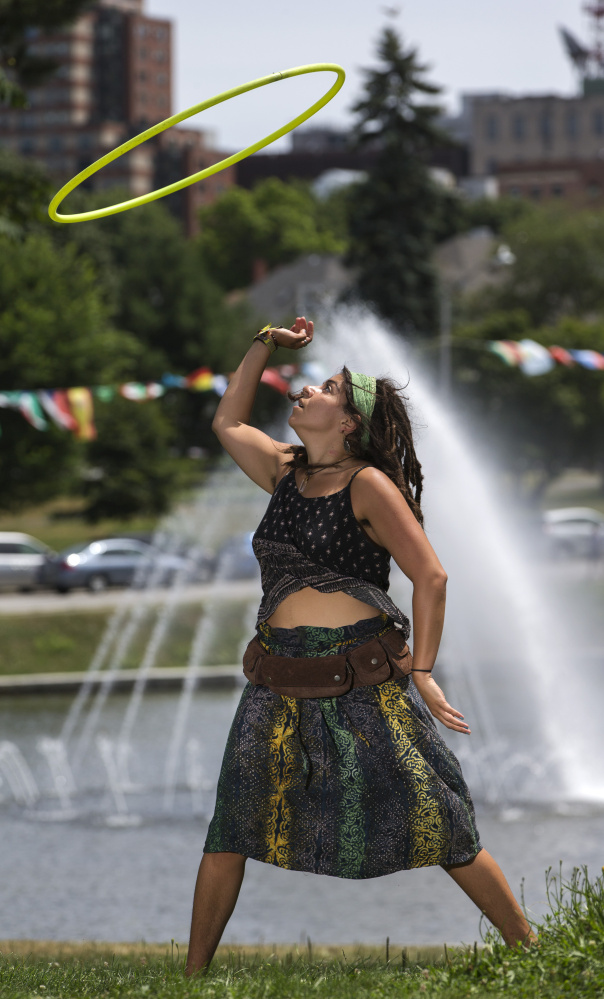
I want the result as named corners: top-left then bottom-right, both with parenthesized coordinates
top-left (204, 613), bottom-right (481, 880)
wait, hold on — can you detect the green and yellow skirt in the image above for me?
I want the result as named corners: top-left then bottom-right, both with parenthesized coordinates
top-left (204, 612), bottom-right (481, 879)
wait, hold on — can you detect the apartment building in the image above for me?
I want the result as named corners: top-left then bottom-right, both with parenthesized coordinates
top-left (0, 0), bottom-right (233, 234)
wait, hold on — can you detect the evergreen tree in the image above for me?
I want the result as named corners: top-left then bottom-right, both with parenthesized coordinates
top-left (346, 27), bottom-right (456, 336)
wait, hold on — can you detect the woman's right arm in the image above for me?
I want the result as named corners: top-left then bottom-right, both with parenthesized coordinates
top-left (211, 317), bottom-right (313, 493)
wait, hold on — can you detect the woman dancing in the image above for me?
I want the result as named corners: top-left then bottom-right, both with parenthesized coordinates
top-left (186, 317), bottom-right (534, 973)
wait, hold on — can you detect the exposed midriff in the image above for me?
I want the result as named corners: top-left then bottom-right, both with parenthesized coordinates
top-left (265, 586), bottom-right (383, 629)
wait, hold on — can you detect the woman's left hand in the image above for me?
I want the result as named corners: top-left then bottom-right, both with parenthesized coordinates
top-left (412, 674), bottom-right (471, 734)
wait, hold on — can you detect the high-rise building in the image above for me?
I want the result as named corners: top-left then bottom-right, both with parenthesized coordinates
top-left (0, 0), bottom-right (233, 233)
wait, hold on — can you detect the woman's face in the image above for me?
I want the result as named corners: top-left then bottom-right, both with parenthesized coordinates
top-left (288, 372), bottom-right (353, 439)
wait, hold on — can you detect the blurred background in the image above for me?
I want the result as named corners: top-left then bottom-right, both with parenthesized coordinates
top-left (1, 0), bottom-right (603, 949)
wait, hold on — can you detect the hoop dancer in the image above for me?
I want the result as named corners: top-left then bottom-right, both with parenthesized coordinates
top-left (186, 317), bottom-right (535, 973)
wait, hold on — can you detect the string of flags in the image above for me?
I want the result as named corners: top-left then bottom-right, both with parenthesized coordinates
top-left (0, 361), bottom-right (325, 439)
top-left (488, 339), bottom-right (604, 377)
top-left (3, 337), bottom-right (603, 437)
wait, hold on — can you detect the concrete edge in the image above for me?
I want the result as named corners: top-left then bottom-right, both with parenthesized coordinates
top-left (0, 666), bottom-right (245, 696)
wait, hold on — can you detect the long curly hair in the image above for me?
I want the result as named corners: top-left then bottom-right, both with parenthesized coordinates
top-left (279, 365), bottom-right (424, 527)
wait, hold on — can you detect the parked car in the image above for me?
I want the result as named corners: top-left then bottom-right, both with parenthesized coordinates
top-left (40, 537), bottom-right (201, 593)
top-left (0, 532), bottom-right (56, 591)
top-left (213, 532), bottom-right (259, 580)
top-left (542, 507), bottom-right (604, 558)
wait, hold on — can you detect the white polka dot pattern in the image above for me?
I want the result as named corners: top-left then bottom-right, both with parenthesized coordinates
top-left (252, 467), bottom-right (411, 638)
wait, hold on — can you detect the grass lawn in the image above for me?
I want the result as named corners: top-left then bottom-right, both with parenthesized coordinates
top-left (0, 867), bottom-right (602, 998)
top-left (0, 601), bottom-right (251, 675)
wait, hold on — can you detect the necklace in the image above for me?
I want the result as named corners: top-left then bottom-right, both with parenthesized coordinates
top-left (298, 458), bottom-right (354, 494)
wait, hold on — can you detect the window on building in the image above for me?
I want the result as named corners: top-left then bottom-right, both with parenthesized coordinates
top-left (139, 47), bottom-right (147, 59)
top-left (20, 138), bottom-right (35, 154)
top-left (552, 185), bottom-right (564, 197)
top-left (593, 108), bottom-right (604, 136)
top-left (485, 114), bottom-right (499, 141)
top-left (540, 111), bottom-right (553, 145)
top-left (512, 114), bottom-right (525, 141)
top-left (588, 182), bottom-right (602, 198)
top-left (530, 187), bottom-right (542, 200)
top-left (49, 135), bottom-right (64, 152)
top-left (566, 109), bottom-right (579, 139)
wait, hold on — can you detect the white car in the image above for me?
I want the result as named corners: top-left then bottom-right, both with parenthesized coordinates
top-left (0, 532), bottom-right (55, 590)
top-left (542, 507), bottom-right (604, 558)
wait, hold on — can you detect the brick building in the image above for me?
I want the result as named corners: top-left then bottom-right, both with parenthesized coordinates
top-left (470, 92), bottom-right (604, 177)
top-left (457, 5), bottom-right (604, 205)
top-left (0, 0), bottom-right (233, 234)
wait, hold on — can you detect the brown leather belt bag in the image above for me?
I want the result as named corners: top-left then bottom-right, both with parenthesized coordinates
top-left (242, 624), bottom-right (413, 698)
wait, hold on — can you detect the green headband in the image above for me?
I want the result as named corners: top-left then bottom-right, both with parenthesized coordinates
top-left (349, 371), bottom-right (376, 448)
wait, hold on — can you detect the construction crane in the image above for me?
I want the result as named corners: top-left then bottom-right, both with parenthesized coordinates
top-left (560, 2), bottom-right (604, 93)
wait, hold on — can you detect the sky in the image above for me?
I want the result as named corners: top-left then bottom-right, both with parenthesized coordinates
top-left (146, 0), bottom-right (590, 153)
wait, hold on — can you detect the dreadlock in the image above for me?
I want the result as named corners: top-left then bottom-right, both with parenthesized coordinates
top-left (279, 365), bottom-right (424, 528)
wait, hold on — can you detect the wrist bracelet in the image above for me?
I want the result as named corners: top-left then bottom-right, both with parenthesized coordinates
top-left (411, 668), bottom-right (432, 673)
top-left (253, 323), bottom-right (277, 354)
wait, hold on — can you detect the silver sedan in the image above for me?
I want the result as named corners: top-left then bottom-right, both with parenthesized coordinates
top-left (40, 537), bottom-right (205, 593)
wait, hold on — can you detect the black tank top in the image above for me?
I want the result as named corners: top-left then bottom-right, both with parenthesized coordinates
top-left (252, 466), bottom-right (411, 637)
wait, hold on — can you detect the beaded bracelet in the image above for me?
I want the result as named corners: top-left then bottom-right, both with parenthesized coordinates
top-left (253, 323), bottom-right (278, 354)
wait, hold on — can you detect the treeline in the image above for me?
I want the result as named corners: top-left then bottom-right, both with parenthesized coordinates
top-left (2, 11), bottom-right (604, 519)
top-left (0, 157), bottom-right (357, 519)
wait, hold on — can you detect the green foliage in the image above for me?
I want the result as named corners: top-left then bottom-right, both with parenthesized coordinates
top-left (0, 867), bottom-right (602, 996)
top-left (461, 196), bottom-right (534, 237)
top-left (198, 178), bottom-right (346, 291)
top-left (83, 397), bottom-right (181, 522)
top-left (450, 311), bottom-right (604, 492)
top-left (56, 193), bottom-right (249, 374)
top-left (0, 149), bottom-right (52, 228)
top-left (346, 26), bottom-right (459, 335)
top-left (0, 230), bottom-right (143, 511)
top-left (483, 205), bottom-right (604, 325)
top-left (55, 193), bottom-right (255, 457)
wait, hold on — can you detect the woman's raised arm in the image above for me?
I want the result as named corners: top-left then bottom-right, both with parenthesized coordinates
top-left (211, 317), bottom-right (313, 493)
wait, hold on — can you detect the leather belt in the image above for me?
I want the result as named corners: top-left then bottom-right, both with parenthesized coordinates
top-left (242, 624), bottom-right (413, 698)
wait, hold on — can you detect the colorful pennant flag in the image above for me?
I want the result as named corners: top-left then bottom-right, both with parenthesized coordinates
top-left (120, 382), bottom-right (165, 401)
top-left (488, 341), bottom-right (524, 366)
top-left (184, 367), bottom-right (214, 392)
top-left (38, 390), bottom-right (78, 431)
top-left (489, 340), bottom-right (604, 375)
top-left (67, 387), bottom-right (96, 440)
top-left (94, 386), bottom-right (116, 402)
top-left (569, 349), bottom-right (604, 370)
top-left (548, 345), bottom-right (575, 367)
top-left (0, 391), bottom-right (48, 430)
top-left (260, 368), bottom-right (291, 394)
top-left (517, 339), bottom-right (556, 377)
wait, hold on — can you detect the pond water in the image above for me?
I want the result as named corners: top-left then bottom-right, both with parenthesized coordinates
top-left (1, 681), bottom-right (603, 947)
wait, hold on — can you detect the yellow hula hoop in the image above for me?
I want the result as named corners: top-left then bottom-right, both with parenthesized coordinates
top-left (48, 62), bottom-right (345, 223)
